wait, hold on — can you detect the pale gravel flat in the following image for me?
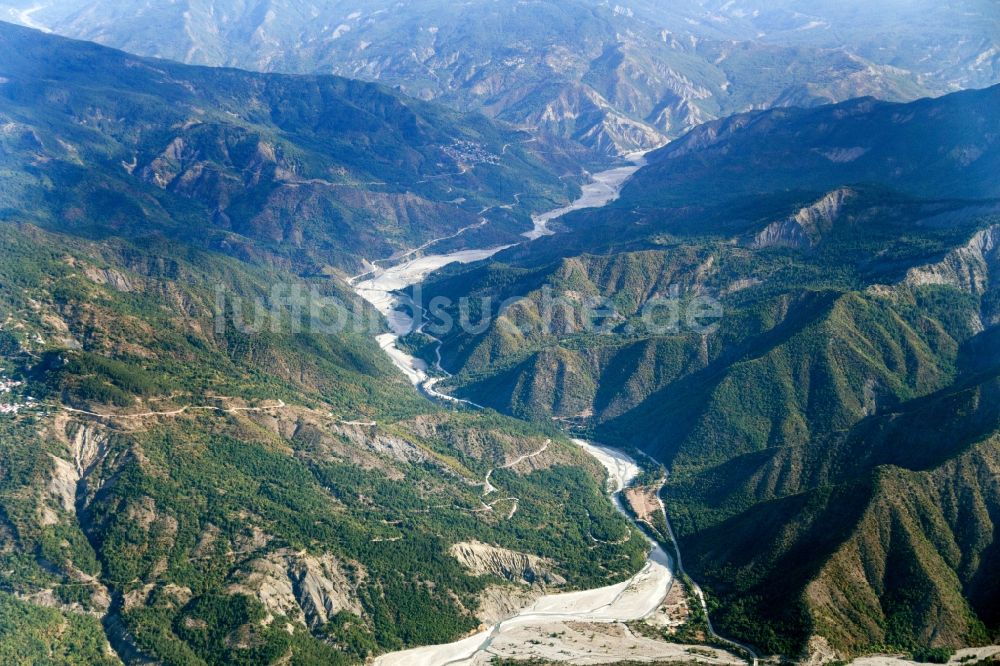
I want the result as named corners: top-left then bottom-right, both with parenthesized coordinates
top-left (473, 619), bottom-right (743, 665)
top-left (523, 159), bottom-right (645, 240)
top-left (354, 151), bottom-right (647, 376)
top-left (374, 440), bottom-right (677, 666)
top-left (851, 646), bottom-right (1000, 666)
top-left (573, 439), bottom-right (641, 492)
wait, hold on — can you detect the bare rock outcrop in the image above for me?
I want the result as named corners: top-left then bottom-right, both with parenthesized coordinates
top-left (84, 266), bottom-right (138, 293)
top-left (474, 584), bottom-right (546, 625)
top-left (46, 454), bottom-right (78, 516)
top-left (290, 552), bottom-right (364, 627)
top-left (227, 553), bottom-right (300, 623)
top-left (521, 83), bottom-right (666, 156)
top-left (906, 224), bottom-right (999, 296)
top-left (449, 541), bottom-right (565, 586)
top-left (226, 549), bottom-right (363, 628)
top-left (124, 582), bottom-right (191, 612)
top-left (752, 188), bottom-right (856, 249)
top-left (44, 420), bottom-right (114, 523)
top-left (330, 420), bottom-right (430, 475)
top-left (802, 635), bottom-right (842, 666)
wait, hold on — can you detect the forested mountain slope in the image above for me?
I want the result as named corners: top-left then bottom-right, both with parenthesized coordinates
top-left (418, 86), bottom-right (1000, 657)
top-left (0, 24), bottom-right (646, 664)
top-left (0, 21), bottom-right (575, 275)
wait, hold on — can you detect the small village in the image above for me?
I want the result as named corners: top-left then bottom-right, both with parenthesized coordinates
top-left (0, 374), bottom-right (30, 415)
top-left (441, 140), bottom-right (501, 166)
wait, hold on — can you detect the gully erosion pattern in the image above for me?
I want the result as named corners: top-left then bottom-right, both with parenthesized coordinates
top-left (352, 155), bottom-right (753, 665)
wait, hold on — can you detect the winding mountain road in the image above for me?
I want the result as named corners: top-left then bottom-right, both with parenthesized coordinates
top-left (656, 491), bottom-right (759, 665)
top-left (374, 440), bottom-right (676, 666)
top-left (62, 399), bottom-right (286, 420)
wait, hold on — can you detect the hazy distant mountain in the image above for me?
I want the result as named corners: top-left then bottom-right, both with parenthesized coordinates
top-left (418, 85), bottom-right (1000, 657)
top-left (696, 0), bottom-right (1000, 90)
top-left (3, 0), bottom-right (996, 155)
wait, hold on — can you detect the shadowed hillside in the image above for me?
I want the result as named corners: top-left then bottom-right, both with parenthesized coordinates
top-left (420, 87), bottom-right (1000, 657)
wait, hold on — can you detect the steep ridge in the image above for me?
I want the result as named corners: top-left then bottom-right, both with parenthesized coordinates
top-left (0, 21), bottom-right (576, 274)
top-left (416, 86), bottom-right (1000, 657)
top-left (752, 188), bottom-right (857, 250)
top-left (624, 86), bottom-right (1000, 210)
top-left (4, 0), bottom-right (994, 156)
top-left (0, 24), bottom-right (650, 664)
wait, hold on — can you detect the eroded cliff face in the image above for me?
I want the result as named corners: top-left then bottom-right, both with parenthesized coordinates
top-left (45, 419), bottom-right (116, 524)
top-left (907, 225), bottom-right (1000, 294)
top-left (516, 83), bottom-right (668, 156)
top-left (472, 584), bottom-right (548, 625)
top-left (906, 224), bottom-right (1000, 326)
top-left (226, 549), bottom-right (365, 628)
top-left (449, 541), bottom-right (566, 586)
top-left (752, 188), bottom-right (856, 249)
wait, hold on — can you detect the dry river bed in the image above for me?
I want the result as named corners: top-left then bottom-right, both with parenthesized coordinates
top-left (351, 155), bottom-right (748, 665)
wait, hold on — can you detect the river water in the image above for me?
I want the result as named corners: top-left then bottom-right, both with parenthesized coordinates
top-left (352, 155), bottom-right (645, 389)
top-left (352, 155), bottom-right (676, 666)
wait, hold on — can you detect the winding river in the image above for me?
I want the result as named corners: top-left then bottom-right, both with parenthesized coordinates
top-left (352, 154), bottom-right (646, 392)
top-left (353, 155), bottom-right (686, 665)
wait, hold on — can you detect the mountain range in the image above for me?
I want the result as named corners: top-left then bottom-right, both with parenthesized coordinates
top-left (0, 22), bottom-right (647, 664)
top-left (2, 0), bottom-right (998, 156)
top-left (1, 9), bottom-right (999, 666)
top-left (0, 20), bottom-right (579, 276)
top-left (418, 84), bottom-right (1000, 657)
